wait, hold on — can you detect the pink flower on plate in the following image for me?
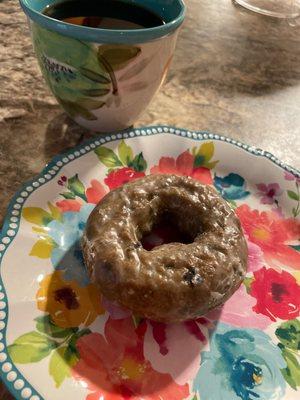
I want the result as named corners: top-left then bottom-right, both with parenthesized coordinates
top-left (247, 238), bottom-right (264, 272)
top-left (284, 171), bottom-right (300, 183)
top-left (256, 183), bottom-right (283, 205)
top-left (72, 317), bottom-right (190, 400)
top-left (208, 283), bottom-right (271, 330)
top-left (144, 319), bottom-right (210, 386)
top-left (102, 297), bottom-right (132, 320)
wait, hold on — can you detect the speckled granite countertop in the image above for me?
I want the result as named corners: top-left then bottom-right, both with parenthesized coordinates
top-left (0, 0), bottom-right (300, 395)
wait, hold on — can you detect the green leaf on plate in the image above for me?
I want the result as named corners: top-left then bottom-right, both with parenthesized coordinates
top-left (243, 276), bottom-right (254, 294)
top-left (30, 237), bottom-right (55, 259)
top-left (94, 146), bottom-right (122, 168)
top-left (275, 319), bottom-right (300, 351)
top-left (47, 202), bottom-right (62, 221)
top-left (22, 207), bottom-right (53, 226)
top-left (227, 199), bottom-right (237, 209)
top-left (35, 315), bottom-right (78, 339)
top-left (67, 329), bottom-right (91, 358)
top-left (203, 160), bottom-right (219, 169)
top-left (194, 154), bottom-right (205, 168)
top-left (118, 140), bottom-right (133, 165)
top-left (60, 191), bottom-right (76, 200)
top-left (8, 331), bottom-right (57, 364)
top-left (49, 346), bottom-right (78, 388)
top-left (80, 88), bottom-right (110, 97)
top-left (289, 244), bottom-right (300, 252)
top-left (129, 152), bottom-right (147, 172)
top-left (67, 174), bottom-right (87, 201)
top-left (195, 142), bottom-right (219, 169)
top-left (280, 347), bottom-right (300, 390)
top-left (98, 45), bottom-right (141, 71)
top-left (132, 315), bottom-right (143, 328)
top-left (288, 190), bottom-right (300, 201)
top-left (78, 67), bottom-right (111, 84)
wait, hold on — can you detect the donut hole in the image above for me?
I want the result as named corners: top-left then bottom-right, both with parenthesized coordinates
top-left (141, 211), bottom-right (201, 251)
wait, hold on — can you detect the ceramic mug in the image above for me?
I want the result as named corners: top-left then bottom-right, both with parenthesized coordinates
top-left (19, 0), bottom-right (185, 132)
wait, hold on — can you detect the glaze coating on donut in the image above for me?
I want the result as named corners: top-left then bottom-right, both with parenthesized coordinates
top-left (82, 174), bottom-right (248, 322)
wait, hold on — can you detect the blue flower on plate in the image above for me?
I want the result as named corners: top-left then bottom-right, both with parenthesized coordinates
top-left (193, 323), bottom-right (286, 400)
top-left (47, 203), bottom-right (95, 286)
top-left (214, 173), bottom-right (250, 200)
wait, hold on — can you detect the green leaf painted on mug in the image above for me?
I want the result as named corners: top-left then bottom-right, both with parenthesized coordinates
top-left (119, 57), bottom-right (151, 81)
top-left (57, 98), bottom-right (98, 121)
top-left (79, 67), bottom-right (111, 84)
top-left (98, 45), bottom-right (141, 71)
top-left (77, 98), bottom-right (106, 110)
top-left (80, 88), bottom-right (110, 97)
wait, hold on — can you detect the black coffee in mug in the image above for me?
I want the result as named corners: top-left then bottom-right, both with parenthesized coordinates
top-left (43, 0), bottom-right (165, 29)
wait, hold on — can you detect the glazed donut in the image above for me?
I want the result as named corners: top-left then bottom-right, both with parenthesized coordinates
top-left (82, 174), bottom-right (247, 322)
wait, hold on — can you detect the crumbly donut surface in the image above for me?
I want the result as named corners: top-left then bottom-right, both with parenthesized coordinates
top-left (82, 174), bottom-right (248, 322)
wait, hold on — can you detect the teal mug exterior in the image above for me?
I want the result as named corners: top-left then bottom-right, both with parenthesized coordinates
top-left (19, 0), bottom-right (185, 132)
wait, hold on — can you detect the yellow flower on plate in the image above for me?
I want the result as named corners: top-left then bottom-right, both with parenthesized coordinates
top-left (36, 271), bottom-right (104, 328)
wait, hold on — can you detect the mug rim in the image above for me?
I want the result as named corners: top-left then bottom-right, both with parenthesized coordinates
top-left (19, 0), bottom-right (186, 43)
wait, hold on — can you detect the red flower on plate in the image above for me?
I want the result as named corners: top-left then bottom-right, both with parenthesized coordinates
top-left (56, 199), bottom-right (82, 212)
top-left (150, 151), bottom-right (213, 185)
top-left (86, 179), bottom-right (107, 203)
top-left (250, 267), bottom-right (300, 321)
top-left (236, 204), bottom-right (300, 269)
top-left (104, 167), bottom-right (145, 190)
top-left (72, 317), bottom-right (189, 400)
top-left (56, 179), bottom-right (107, 211)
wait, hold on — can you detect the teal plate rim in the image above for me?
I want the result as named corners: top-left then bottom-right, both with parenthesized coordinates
top-left (0, 125), bottom-right (299, 400)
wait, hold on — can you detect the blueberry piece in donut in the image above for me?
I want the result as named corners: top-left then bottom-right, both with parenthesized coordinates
top-left (82, 174), bottom-right (248, 323)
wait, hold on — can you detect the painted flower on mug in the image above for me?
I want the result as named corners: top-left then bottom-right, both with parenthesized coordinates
top-left (36, 271), bottom-right (104, 328)
top-left (236, 204), bottom-right (300, 269)
top-left (214, 173), bottom-right (250, 200)
top-left (193, 323), bottom-right (286, 400)
top-left (72, 317), bottom-right (190, 400)
top-left (256, 183), bottom-right (283, 205)
top-left (250, 267), bottom-right (300, 322)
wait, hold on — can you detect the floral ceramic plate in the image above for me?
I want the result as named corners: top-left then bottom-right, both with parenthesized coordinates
top-left (0, 126), bottom-right (300, 400)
